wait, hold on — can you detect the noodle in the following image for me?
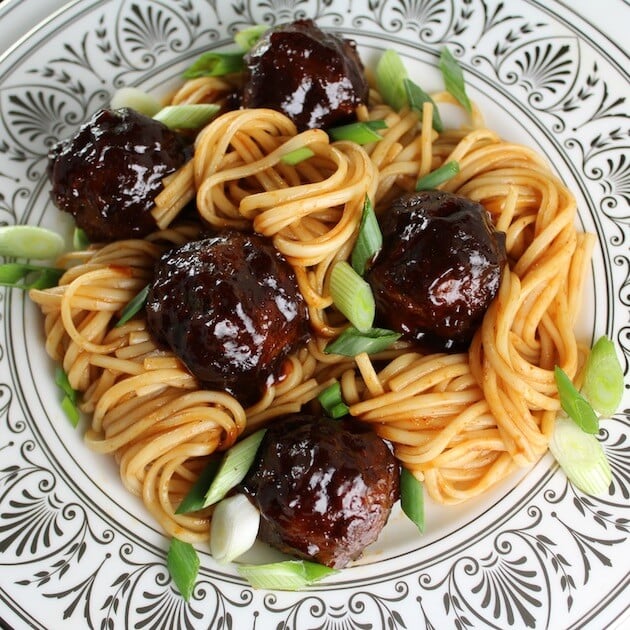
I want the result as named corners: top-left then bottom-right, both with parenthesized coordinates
top-left (29, 65), bottom-right (592, 543)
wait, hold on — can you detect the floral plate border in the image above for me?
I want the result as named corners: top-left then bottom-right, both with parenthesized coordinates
top-left (0, 1), bottom-right (628, 628)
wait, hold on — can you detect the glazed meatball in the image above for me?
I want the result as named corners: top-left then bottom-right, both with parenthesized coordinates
top-left (367, 190), bottom-right (507, 351)
top-left (241, 414), bottom-right (400, 568)
top-left (145, 232), bottom-right (310, 406)
top-left (48, 107), bottom-right (191, 242)
top-left (242, 19), bottom-right (369, 131)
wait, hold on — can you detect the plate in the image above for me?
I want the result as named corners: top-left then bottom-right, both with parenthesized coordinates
top-left (0, 1), bottom-right (628, 628)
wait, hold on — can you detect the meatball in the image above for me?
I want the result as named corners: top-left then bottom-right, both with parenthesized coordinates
top-left (240, 414), bottom-right (400, 568)
top-left (145, 232), bottom-right (310, 406)
top-left (367, 190), bottom-right (507, 351)
top-left (48, 107), bottom-right (191, 242)
top-left (242, 19), bottom-right (369, 131)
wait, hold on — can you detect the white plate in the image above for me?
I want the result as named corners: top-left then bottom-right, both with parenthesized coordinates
top-left (0, 1), bottom-right (628, 628)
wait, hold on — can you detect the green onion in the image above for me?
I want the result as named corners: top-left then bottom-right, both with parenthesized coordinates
top-left (554, 366), bottom-right (599, 434)
top-left (325, 326), bottom-right (401, 357)
top-left (110, 87), bottom-right (162, 117)
top-left (72, 227), bottom-right (90, 250)
top-left (330, 261), bottom-right (375, 332)
top-left (318, 382), bottom-right (349, 419)
top-left (203, 429), bottom-right (266, 507)
top-left (376, 49), bottom-right (408, 111)
top-left (0, 263), bottom-right (63, 290)
top-left (439, 47), bottom-right (472, 114)
top-left (237, 560), bottom-right (337, 591)
top-left (234, 25), bottom-right (268, 51)
top-left (0, 225), bottom-right (65, 260)
top-left (183, 51), bottom-right (245, 79)
top-left (582, 335), bottom-right (624, 417)
top-left (400, 468), bottom-right (424, 533)
top-left (327, 120), bottom-right (387, 144)
top-left (175, 458), bottom-right (221, 514)
top-left (116, 284), bottom-right (150, 328)
top-left (351, 197), bottom-right (382, 276)
top-left (55, 367), bottom-right (80, 427)
top-left (153, 104), bottom-right (220, 130)
top-left (415, 160), bottom-right (460, 191)
top-left (280, 147), bottom-right (315, 166)
top-left (210, 493), bottom-right (260, 563)
top-left (403, 78), bottom-right (443, 132)
top-left (549, 415), bottom-right (612, 495)
top-left (167, 538), bottom-right (199, 601)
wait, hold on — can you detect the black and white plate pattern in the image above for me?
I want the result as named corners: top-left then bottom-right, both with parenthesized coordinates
top-left (0, 1), bottom-right (628, 628)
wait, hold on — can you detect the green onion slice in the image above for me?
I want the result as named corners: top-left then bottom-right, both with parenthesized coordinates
top-left (176, 458), bottom-right (221, 514)
top-left (400, 468), bottom-right (425, 533)
top-left (153, 104), bottom-right (220, 130)
top-left (439, 47), bottom-right (472, 114)
top-left (183, 51), bottom-right (245, 78)
top-left (55, 367), bottom-right (81, 427)
top-left (351, 197), bottom-right (382, 276)
top-left (61, 396), bottom-right (81, 427)
top-left (0, 225), bottom-right (65, 260)
top-left (554, 366), bottom-right (599, 434)
top-left (318, 382), bottom-right (349, 419)
top-left (325, 326), bottom-right (401, 357)
top-left (110, 87), bottom-right (162, 117)
top-left (234, 25), bottom-right (268, 51)
top-left (327, 120), bottom-right (387, 144)
top-left (582, 335), bottom-right (624, 417)
top-left (549, 414), bottom-right (612, 496)
top-left (376, 49), bottom-right (408, 111)
top-left (0, 263), bottom-right (63, 290)
top-left (237, 560), bottom-right (338, 591)
top-left (210, 493), bottom-right (260, 563)
top-left (280, 147), bottom-right (315, 166)
top-left (403, 78), bottom-right (443, 132)
top-left (329, 261), bottom-right (375, 332)
top-left (167, 538), bottom-right (199, 601)
top-left (116, 284), bottom-right (150, 328)
top-left (415, 160), bottom-right (460, 191)
top-left (203, 429), bottom-right (266, 507)
top-left (72, 227), bottom-right (90, 250)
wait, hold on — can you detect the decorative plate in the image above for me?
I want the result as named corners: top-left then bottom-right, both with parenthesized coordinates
top-left (0, 1), bottom-right (628, 628)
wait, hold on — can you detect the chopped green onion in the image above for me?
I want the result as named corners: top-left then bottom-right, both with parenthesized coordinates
top-left (327, 120), bottom-right (387, 144)
top-left (403, 78), bottom-right (443, 132)
top-left (376, 49), bottom-right (408, 111)
top-left (330, 261), bottom-right (375, 332)
top-left (153, 104), bottom-right (220, 130)
top-left (72, 227), bottom-right (90, 250)
top-left (400, 468), bottom-right (424, 533)
top-left (176, 458), bottom-right (221, 514)
top-left (116, 284), bottom-right (150, 327)
top-left (415, 160), bottom-right (460, 191)
top-left (210, 493), bottom-right (260, 563)
top-left (439, 47), bottom-right (472, 114)
top-left (549, 414), bottom-right (612, 495)
top-left (0, 225), bottom-right (65, 260)
top-left (55, 368), bottom-right (81, 427)
top-left (0, 263), bottom-right (63, 290)
top-left (582, 335), bottom-right (624, 417)
top-left (110, 87), bottom-right (162, 117)
top-left (234, 25), bottom-right (268, 51)
top-left (351, 197), bottom-right (382, 276)
top-left (318, 382), bottom-right (349, 419)
top-left (554, 366), bottom-right (599, 434)
top-left (167, 538), bottom-right (199, 601)
top-left (281, 147), bottom-right (315, 166)
top-left (237, 560), bottom-right (337, 591)
top-left (325, 326), bottom-right (401, 357)
top-left (183, 51), bottom-right (245, 78)
top-left (203, 429), bottom-right (266, 507)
